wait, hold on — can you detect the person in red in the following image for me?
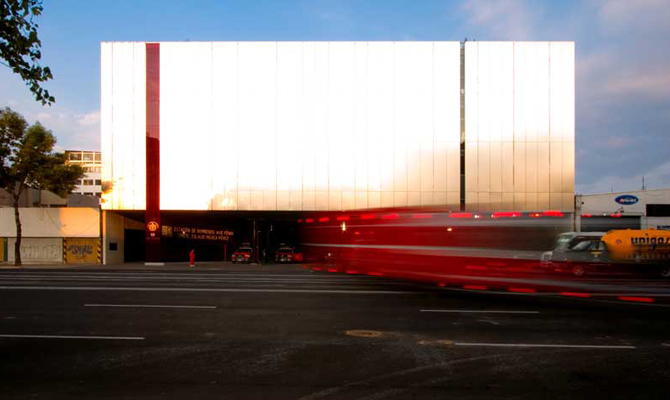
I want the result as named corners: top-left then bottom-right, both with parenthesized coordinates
top-left (189, 250), bottom-right (195, 267)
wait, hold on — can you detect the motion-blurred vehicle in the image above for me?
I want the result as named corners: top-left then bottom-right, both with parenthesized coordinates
top-left (541, 232), bottom-right (607, 276)
top-left (232, 244), bottom-right (253, 264)
top-left (541, 229), bottom-right (670, 277)
top-left (274, 244), bottom-right (303, 263)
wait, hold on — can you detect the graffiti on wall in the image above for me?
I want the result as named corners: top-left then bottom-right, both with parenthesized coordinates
top-left (23, 244), bottom-right (61, 260)
top-left (65, 238), bottom-right (100, 264)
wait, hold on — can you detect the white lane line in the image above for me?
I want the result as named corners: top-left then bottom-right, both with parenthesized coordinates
top-left (0, 286), bottom-right (416, 294)
top-left (0, 334), bottom-right (144, 340)
top-left (84, 304), bottom-right (216, 309)
top-left (454, 342), bottom-right (635, 349)
top-left (421, 310), bottom-right (539, 314)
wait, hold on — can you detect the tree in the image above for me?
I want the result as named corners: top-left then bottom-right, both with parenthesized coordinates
top-left (1, 0), bottom-right (54, 105)
top-left (0, 107), bottom-right (83, 265)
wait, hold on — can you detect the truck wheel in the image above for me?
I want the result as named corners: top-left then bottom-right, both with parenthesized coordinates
top-left (661, 267), bottom-right (670, 279)
top-left (572, 265), bottom-right (586, 277)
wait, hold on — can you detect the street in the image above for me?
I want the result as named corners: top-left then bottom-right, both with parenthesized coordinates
top-left (1, 265), bottom-right (670, 399)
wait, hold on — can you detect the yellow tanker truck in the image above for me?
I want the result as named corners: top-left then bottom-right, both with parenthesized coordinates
top-left (541, 229), bottom-right (670, 277)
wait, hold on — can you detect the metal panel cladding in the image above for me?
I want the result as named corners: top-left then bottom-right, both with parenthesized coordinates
top-left (101, 41), bottom-right (462, 211)
top-left (464, 41), bottom-right (575, 212)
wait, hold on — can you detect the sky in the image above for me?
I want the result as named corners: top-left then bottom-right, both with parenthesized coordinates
top-left (1, 0), bottom-right (669, 194)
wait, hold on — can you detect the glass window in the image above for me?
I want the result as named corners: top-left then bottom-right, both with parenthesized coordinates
top-left (69, 153), bottom-right (82, 161)
top-left (84, 179), bottom-right (94, 185)
top-left (83, 153), bottom-right (93, 161)
top-left (95, 179), bottom-right (102, 185)
top-left (571, 241), bottom-right (593, 251)
top-left (95, 153), bottom-right (102, 161)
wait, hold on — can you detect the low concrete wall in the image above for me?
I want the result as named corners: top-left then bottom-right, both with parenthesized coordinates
top-left (64, 238), bottom-right (101, 264)
top-left (0, 207), bottom-right (100, 238)
top-left (6, 238), bottom-right (63, 264)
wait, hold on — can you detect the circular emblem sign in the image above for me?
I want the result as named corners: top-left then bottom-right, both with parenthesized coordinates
top-left (615, 195), bottom-right (639, 205)
top-left (147, 221), bottom-right (159, 232)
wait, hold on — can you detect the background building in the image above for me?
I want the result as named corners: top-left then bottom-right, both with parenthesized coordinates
top-left (577, 188), bottom-right (670, 232)
top-left (65, 150), bottom-right (102, 197)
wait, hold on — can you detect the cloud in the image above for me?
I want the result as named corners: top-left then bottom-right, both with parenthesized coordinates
top-left (597, 0), bottom-right (670, 33)
top-left (77, 110), bottom-right (100, 127)
top-left (603, 136), bottom-right (631, 149)
top-left (605, 70), bottom-right (670, 98)
top-left (460, 0), bottom-right (534, 40)
top-left (577, 160), bottom-right (670, 194)
top-left (24, 108), bottom-right (100, 151)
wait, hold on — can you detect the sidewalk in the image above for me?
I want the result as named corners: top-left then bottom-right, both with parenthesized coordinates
top-left (0, 261), bottom-right (307, 273)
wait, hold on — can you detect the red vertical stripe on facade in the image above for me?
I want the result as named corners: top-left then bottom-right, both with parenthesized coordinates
top-left (145, 43), bottom-right (161, 262)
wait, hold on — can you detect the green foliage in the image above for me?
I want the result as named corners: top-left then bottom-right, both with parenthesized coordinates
top-left (0, 107), bottom-right (84, 199)
top-left (0, 0), bottom-right (54, 105)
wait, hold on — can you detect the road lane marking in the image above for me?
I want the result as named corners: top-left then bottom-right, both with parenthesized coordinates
top-left (453, 342), bottom-right (635, 349)
top-left (0, 334), bottom-right (144, 340)
top-left (84, 304), bottom-right (216, 309)
top-left (421, 309), bottom-right (540, 314)
top-left (0, 286), bottom-right (417, 294)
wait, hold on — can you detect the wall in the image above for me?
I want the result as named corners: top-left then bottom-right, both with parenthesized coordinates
top-left (102, 41), bottom-right (575, 212)
top-left (0, 208), bottom-right (100, 237)
top-left (102, 210), bottom-right (125, 265)
top-left (7, 238), bottom-right (63, 264)
top-left (579, 189), bottom-right (670, 215)
top-left (464, 42), bottom-right (575, 211)
top-left (102, 41), bottom-right (462, 211)
top-left (64, 238), bottom-right (101, 264)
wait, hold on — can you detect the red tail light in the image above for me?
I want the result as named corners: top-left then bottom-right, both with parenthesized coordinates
top-left (361, 214), bottom-right (376, 220)
top-left (450, 212), bottom-right (473, 218)
top-left (318, 217), bottom-right (330, 222)
top-left (382, 213), bottom-right (399, 220)
top-left (542, 210), bottom-right (565, 217)
top-left (305, 218), bottom-right (314, 223)
top-left (492, 211), bottom-right (521, 218)
top-left (336, 216), bottom-right (350, 221)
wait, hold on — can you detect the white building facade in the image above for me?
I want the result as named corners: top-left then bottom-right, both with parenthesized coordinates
top-left (101, 41), bottom-right (575, 213)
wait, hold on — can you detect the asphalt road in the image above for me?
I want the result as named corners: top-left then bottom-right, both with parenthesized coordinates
top-left (1, 265), bottom-right (669, 399)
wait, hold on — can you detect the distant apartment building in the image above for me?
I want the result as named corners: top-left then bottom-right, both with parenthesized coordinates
top-left (65, 150), bottom-right (102, 197)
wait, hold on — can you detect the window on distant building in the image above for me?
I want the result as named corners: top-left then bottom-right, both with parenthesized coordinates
top-left (95, 179), bottom-right (102, 185)
top-left (69, 153), bottom-right (82, 161)
top-left (647, 204), bottom-right (670, 217)
top-left (95, 153), bottom-right (101, 161)
top-left (84, 179), bottom-right (94, 186)
top-left (83, 152), bottom-right (93, 161)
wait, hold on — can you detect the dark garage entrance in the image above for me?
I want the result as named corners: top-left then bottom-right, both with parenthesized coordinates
top-left (115, 210), bottom-right (302, 263)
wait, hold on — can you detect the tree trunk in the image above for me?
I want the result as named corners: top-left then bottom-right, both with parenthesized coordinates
top-left (13, 194), bottom-right (22, 266)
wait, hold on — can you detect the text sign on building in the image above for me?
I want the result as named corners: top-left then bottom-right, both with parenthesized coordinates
top-left (615, 195), bottom-right (639, 205)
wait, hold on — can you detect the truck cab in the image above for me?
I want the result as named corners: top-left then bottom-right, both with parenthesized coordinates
top-left (541, 232), bottom-right (608, 276)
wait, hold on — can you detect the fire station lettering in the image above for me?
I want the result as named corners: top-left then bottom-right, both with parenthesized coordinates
top-left (163, 226), bottom-right (233, 242)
